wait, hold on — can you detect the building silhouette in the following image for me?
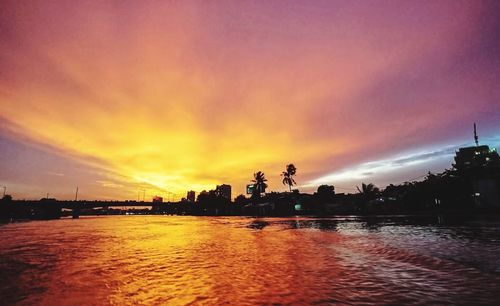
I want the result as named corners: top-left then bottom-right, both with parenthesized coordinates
top-left (452, 124), bottom-right (500, 207)
top-left (216, 184), bottom-right (232, 200)
top-left (454, 123), bottom-right (500, 171)
top-left (453, 145), bottom-right (499, 171)
top-left (186, 190), bottom-right (196, 202)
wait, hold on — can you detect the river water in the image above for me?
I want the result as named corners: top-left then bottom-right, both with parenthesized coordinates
top-left (1, 215), bottom-right (500, 305)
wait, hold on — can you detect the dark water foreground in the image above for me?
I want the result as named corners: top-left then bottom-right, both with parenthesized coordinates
top-left (1, 216), bottom-right (500, 305)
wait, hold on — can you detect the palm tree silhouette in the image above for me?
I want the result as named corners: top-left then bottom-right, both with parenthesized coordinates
top-left (281, 164), bottom-right (297, 192)
top-left (357, 183), bottom-right (380, 200)
top-left (252, 171), bottom-right (268, 197)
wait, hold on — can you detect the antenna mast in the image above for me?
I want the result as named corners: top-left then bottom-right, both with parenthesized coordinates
top-left (474, 123), bottom-right (479, 146)
top-left (75, 187), bottom-right (79, 201)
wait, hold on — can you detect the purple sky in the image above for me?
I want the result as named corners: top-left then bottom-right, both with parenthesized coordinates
top-left (1, 0), bottom-right (499, 200)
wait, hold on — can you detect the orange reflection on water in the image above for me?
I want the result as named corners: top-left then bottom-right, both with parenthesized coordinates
top-left (1, 216), bottom-right (500, 305)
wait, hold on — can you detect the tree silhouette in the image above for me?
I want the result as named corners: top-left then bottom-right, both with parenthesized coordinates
top-left (316, 184), bottom-right (335, 202)
top-left (252, 171), bottom-right (268, 198)
top-left (281, 164), bottom-right (297, 192)
top-left (357, 183), bottom-right (379, 201)
top-left (234, 194), bottom-right (247, 205)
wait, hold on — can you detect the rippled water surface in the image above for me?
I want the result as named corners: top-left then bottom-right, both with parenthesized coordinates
top-left (1, 215), bottom-right (500, 305)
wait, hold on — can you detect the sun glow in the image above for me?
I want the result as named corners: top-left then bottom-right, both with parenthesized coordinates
top-left (1, 1), bottom-right (499, 199)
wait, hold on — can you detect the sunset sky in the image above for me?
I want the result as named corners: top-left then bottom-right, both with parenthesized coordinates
top-left (1, 0), bottom-right (499, 200)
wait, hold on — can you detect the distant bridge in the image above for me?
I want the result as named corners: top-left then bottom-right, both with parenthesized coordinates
top-left (9, 200), bottom-right (173, 209)
top-left (1, 199), bottom-right (176, 220)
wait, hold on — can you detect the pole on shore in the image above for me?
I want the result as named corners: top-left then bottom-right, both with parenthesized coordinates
top-left (474, 123), bottom-right (479, 146)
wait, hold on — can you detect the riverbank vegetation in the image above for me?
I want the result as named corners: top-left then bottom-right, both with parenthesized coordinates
top-left (2, 152), bottom-right (499, 220)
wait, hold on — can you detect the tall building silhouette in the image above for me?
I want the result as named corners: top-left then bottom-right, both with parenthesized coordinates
top-left (216, 184), bottom-right (232, 200)
top-left (186, 190), bottom-right (196, 202)
top-left (453, 124), bottom-right (499, 171)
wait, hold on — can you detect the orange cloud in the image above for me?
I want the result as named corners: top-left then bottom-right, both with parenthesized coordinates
top-left (1, 1), bottom-right (498, 199)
